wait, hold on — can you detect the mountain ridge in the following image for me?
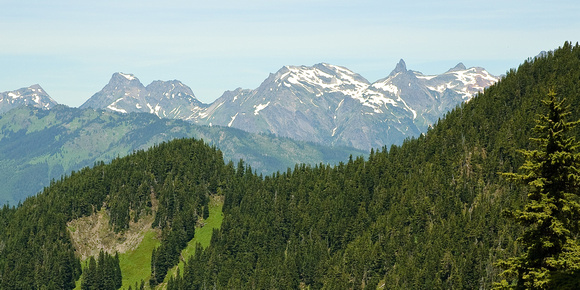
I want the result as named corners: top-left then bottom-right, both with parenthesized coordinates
top-left (79, 73), bottom-right (207, 119)
top-left (1, 61), bottom-right (499, 151)
top-left (197, 61), bottom-right (498, 149)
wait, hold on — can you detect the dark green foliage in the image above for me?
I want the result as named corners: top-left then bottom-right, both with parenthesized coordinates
top-left (203, 205), bottom-right (210, 220)
top-left (495, 92), bottom-right (580, 289)
top-left (81, 251), bottom-right (122, 290)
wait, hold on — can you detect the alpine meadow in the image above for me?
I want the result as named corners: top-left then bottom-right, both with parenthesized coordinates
top-left (1, 42), bottom-right (580, 289)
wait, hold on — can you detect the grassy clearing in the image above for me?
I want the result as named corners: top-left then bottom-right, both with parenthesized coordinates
top-left (119, 229), bottom-right (162, 288)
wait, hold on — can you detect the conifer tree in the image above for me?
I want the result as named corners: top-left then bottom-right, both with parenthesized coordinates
top-left (81, 251), bottom-right (122, 290)
top-left (81, 257), bottom-right (97, 290)
top-left (496, 91), bottom-right (580, 289)
top-left (203, 204), bottom-right (210, 220)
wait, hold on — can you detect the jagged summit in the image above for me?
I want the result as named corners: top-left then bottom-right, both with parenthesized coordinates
top-left (389, 59), bottom-right (408, 76)
top-left (145, 80), bottom-right (197, 100)
top-left (117, 72), bottom-right (137, 81)
top-left (448, 63), bottom-right (467, 72)
top-left (79, 72), bottom-right (145, 112)
top-left (80, 73), bottom-right (205, 119)
top-left (107, 72), bottom-right (142, 86)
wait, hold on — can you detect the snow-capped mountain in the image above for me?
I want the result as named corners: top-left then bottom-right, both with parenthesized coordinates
top-left (362, 60), bottom-right (499, 131)
top-left (0, 84), bottom-right (58, 114)
top-left (199, 60), bottom-right (499, 150)
top-left (74, 61), bottom-right (498, 150)
top-left (200, 63), bottom-right (377, 145)
top-left (80, 73), bottom-right (206, 119)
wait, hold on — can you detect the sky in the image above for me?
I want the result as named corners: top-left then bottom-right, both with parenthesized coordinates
top-left (1, 0), bottom-right (578, 107)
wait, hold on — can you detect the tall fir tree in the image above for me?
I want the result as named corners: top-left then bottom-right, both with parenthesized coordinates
top-left (496, 91), bottom-right (580, 289)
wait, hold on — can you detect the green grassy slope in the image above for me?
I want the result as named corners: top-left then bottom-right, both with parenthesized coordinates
top-left (118, 230), bottom-right (161, 289)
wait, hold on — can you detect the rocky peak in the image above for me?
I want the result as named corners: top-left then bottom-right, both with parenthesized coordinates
top-left (447, 63), bottom-right (467, 72)
top-left (106, 73), bottom-right (144, 89)
top-left (389, 59), bottom-right (408, 77)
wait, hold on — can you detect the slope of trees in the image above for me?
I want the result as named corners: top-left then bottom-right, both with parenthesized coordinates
top-left (0, 105), bottom-right (365, 206)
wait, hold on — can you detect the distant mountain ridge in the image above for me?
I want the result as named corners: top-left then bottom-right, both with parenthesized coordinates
top-left (1, 60), bottom-right (499, 150)
top-left (199, 60), bottom-right (498, 149)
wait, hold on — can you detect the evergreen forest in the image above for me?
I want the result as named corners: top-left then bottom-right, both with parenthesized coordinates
top-left (1, 42), bottom-right (580, 289)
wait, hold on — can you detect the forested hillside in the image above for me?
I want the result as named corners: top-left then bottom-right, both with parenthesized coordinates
top-left (0, 42), bottom-right (579, 289)
top-left (0, 138), bottom-right (241, 288)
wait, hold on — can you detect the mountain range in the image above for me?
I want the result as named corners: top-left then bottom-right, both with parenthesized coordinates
top-left (200, 61), bottom-right (498, 149)
top-left (5, 60), bottom-right (498, 151)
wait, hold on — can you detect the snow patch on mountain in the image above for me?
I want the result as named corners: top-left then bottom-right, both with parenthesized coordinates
top-left (254, 102), bottom-right (270, 115)
top-left (415, 75), bottom-right (437, 80)
top-left (278, 64), bottom-right (369, 100)
top-left (372, 83), bottom-right (399, 96)
top-left (119, 73), bottom-right (136, 81)
top-left (107, 98), bottom-right (127, 113)
top-left (228, 112), bottom-right (239, 127)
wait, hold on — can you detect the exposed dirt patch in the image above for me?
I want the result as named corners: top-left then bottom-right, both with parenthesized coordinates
top-left (68, 191), bottom-right (160, 260)
top-left (68, 209), bottom-right (159, 260)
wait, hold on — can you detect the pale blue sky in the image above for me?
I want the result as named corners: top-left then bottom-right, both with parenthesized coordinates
top-left (1, 0), bottom-right (578, 106)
